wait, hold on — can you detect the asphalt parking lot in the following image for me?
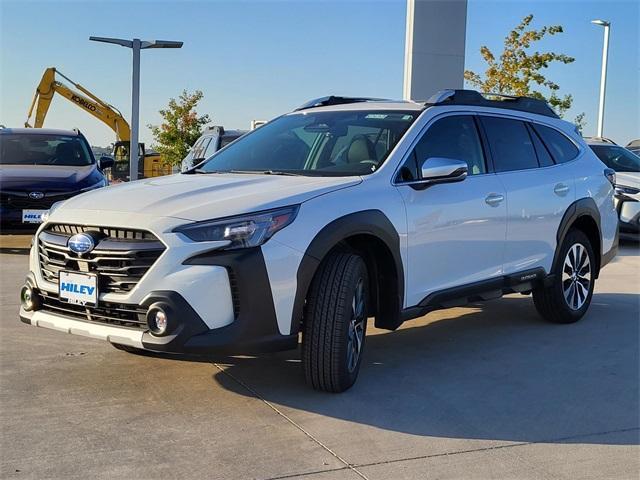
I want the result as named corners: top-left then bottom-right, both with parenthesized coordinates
top-left (1, 235), bottom-right (638, 480)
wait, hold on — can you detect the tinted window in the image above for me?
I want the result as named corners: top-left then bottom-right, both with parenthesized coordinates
top-left (481, 117), bottom-right (538, 172)
top-left (198, 110), bottom-right (417, 176)
top-left (191, 137), bottom-right (211, 160)
top-left (0, 134), bottom-right (93, 166)
top-left (528, 124), bottom-right (555, 167)
top-left (204, 137), bottom-right (220, 157)
top-left (590, 145), bottom-right (640, 173)
top-left (532, 124), bottom-right (578, 163)
top-left (407, 115), bottom-right (486, 179)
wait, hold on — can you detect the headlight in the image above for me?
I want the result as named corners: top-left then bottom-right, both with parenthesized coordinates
top-left (41, 200), bottom-right (65, 223)
top-left (81, 178), bottom-right (108, 192)
top-left (174, 205), bottom-right (299, 248)
top-left (615, 185), bottom-right (640, 196)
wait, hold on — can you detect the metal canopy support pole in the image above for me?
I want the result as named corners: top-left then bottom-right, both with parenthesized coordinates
top-left (130, 38), bottom-right (141, 181)
top-left (596, 24), bottom-right (610, 138)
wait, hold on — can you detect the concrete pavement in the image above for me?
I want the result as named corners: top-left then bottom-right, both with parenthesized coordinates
top-left (1, 241), bottom-right (638, 479)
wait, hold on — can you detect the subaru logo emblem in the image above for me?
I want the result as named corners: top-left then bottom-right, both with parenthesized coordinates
top-left (29, 191), bottom-right (45, 200)
top-left (68, 233), bottom-right (95, 255)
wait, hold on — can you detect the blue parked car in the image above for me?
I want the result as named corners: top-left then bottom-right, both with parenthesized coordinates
top-left (0, 128), bottom-right (113, 227)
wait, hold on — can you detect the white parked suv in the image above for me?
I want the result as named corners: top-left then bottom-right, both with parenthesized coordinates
top-left (20, 90), bottom-right (618, 392)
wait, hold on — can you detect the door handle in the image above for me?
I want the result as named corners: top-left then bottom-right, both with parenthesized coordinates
top-left (554, 183), bottom-right (570, 196)
top-left (485, 193), bottom-right (505, 207)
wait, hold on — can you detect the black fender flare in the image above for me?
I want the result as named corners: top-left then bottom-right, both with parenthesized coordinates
top-left (289, 210), bottom-right (404, 335)
top-left (553, 197), bottom-right (603, 276)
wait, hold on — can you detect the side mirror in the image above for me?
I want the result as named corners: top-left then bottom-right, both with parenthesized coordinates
top-left (420, 157), bottom-right (468, 185)
top-left (98, 156), bottom-right (114, 170)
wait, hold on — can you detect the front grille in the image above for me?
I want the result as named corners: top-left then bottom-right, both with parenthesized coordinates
top-left (1, 192), bottom-right (76, 210)
top-left (38, 224), bottom-right (165, 294)
top-left (39, 291), bottom-right (148, 330)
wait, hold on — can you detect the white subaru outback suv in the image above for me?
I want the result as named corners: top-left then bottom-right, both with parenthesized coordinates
top-left (20, 90), bottom-right (618, 392)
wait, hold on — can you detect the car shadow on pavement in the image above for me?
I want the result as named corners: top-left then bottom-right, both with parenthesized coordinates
top-left (208, 293), bottom-right (639, 446)
top-left (0, 247), bottom-right (31, 255)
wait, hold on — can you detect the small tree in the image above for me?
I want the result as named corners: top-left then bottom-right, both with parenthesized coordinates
top-left (149, 90), bottom-right (210, 166)
top-left (465, 14), bottom-right (582, 121)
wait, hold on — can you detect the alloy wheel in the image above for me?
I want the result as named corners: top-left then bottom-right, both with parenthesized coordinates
top-left (562, 243), bottom-right (591, 310)
top-left (346, 278), bottom-right (366, 373)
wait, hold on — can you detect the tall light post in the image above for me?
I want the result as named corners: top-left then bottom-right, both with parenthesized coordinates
top-left (89, 37), bottom-right (183, 181)
top-left (591, 20), bottom-right (610, 138)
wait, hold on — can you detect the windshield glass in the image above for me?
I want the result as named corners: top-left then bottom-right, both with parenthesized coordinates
top-left (590, 145), bottom-right (640, 173)
top-left (197, 110), bottom-right (418, 176)
top-left (0, 134), bottom-right (93, 166)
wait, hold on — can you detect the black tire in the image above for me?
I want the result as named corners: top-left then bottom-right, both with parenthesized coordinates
top-left (302, 251), bottom-right (369, 393)
top-left (533, 229), bottom-right (596, 324)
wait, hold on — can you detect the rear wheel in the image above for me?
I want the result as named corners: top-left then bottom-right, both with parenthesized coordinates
top-left (533, 229), bottom-right (595, 323)
top-left (302, 251), bottom-right (369, 393)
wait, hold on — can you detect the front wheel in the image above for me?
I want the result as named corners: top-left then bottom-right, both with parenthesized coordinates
top-left (533, 229), bottom-right (596, 324)
top-left (302, 251), bottom-right (369, 393)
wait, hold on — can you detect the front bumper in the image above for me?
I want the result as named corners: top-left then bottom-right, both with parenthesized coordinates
top-left (615, 198), bottom-right (640, 239)
top-left (21, 244), bottom-right (299, 355)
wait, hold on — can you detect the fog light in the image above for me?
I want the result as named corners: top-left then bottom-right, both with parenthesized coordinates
top-left (147, 307), bottom-right (169, 335)
top-left (154, 310), bottom-right (168, 333)
top-left (20, 285), bottom-right (35, 311)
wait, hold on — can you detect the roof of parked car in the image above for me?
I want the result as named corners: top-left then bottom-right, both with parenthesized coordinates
top-left (293, 100), bottom-right (424, 113)
top-left (0, 127), bottom-right (80, 136)
top-left (584, 137), bottom-right (619, 146)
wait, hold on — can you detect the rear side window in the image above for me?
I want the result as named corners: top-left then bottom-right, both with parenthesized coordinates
top-left (481, 117), bottom-right (538, 172)
top-left (532, 124), bottom-right (579, 163)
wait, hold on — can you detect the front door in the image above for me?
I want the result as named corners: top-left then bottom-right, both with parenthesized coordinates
top-left (396, 114), bottom-right (507, 307)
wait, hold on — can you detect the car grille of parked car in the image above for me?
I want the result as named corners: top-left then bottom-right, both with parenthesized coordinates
top-left (38, 224), bottom-right (165, 294)
top-left (1, 191), bottom-right (78, 210)
top-left (38, 290), bottom-right (148, 330)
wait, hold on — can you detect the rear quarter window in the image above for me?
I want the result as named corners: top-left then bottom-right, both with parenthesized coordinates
top-left (532, 124), bottom-right (579, 164)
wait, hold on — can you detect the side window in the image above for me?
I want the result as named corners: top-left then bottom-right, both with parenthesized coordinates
top-left (191, 137), bottom-right (211, 159)
top-left (528, 124), bottom-right (555, 167)
top-left (481, 117), bottom-right (539, 172)
top-left (403, 115), bottom-right (486, 180)
top-left (532, 124), bottom-right (579, 164)
top-left (204, 137), bottom-right (220, 157)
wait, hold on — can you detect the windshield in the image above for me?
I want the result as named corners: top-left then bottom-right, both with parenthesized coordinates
top-left (196, 110), bottom-right (418, 176)
top-left (0, 134), bottom-right (93, 166)
top-left (590, 145), bottom-right (640, 173)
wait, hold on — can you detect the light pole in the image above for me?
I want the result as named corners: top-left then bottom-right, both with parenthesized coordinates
top-left (591, 20), bottom-right (610, 138)
top-left (89, 37), bottom-right (183, 181)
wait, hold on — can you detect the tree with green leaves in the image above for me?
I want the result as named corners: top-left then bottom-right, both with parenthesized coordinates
top-left (465, 14), bottom-right (584, 128)
top-left (149, 90), bottom-right (210, 166)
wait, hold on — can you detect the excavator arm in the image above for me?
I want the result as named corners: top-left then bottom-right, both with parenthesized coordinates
top-left (25, 67), bottom-right (131, 141)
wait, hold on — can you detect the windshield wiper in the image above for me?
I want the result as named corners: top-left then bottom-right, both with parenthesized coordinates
top-left (228, 169), bottom-right (304, 176)
top-left (187, 169), bottom-right (304, 176)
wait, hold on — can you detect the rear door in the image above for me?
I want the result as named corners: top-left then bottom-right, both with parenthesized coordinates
top-left (479, 116), bottom-right (577, 275)
top-left (396, 114), bottom-right (507, 306)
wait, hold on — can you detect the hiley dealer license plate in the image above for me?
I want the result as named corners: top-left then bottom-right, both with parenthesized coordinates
top-left (22, 209), bottom-right (47, 223)
top-left (59, 271), bottom-right (98, 306)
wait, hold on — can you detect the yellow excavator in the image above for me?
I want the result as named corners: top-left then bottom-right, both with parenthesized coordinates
top-left (25, 67), bottom-right (171, 181)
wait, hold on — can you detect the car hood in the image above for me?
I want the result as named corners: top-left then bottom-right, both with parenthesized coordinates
top-left (56, 173), bottom-right (361, 221)
top-left (0, 164), bottom-right (97, 191)
top-left (615, 172), bottom-right (640, 190)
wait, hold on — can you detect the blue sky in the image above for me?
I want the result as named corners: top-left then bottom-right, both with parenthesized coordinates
top-left (1, 0), bottom-right (638, 147)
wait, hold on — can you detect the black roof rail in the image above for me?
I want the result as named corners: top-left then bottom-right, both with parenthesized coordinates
top-left (294, 96), bottom-right (392, 111)
top-left (425, 89), bottom-right (559, 119)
